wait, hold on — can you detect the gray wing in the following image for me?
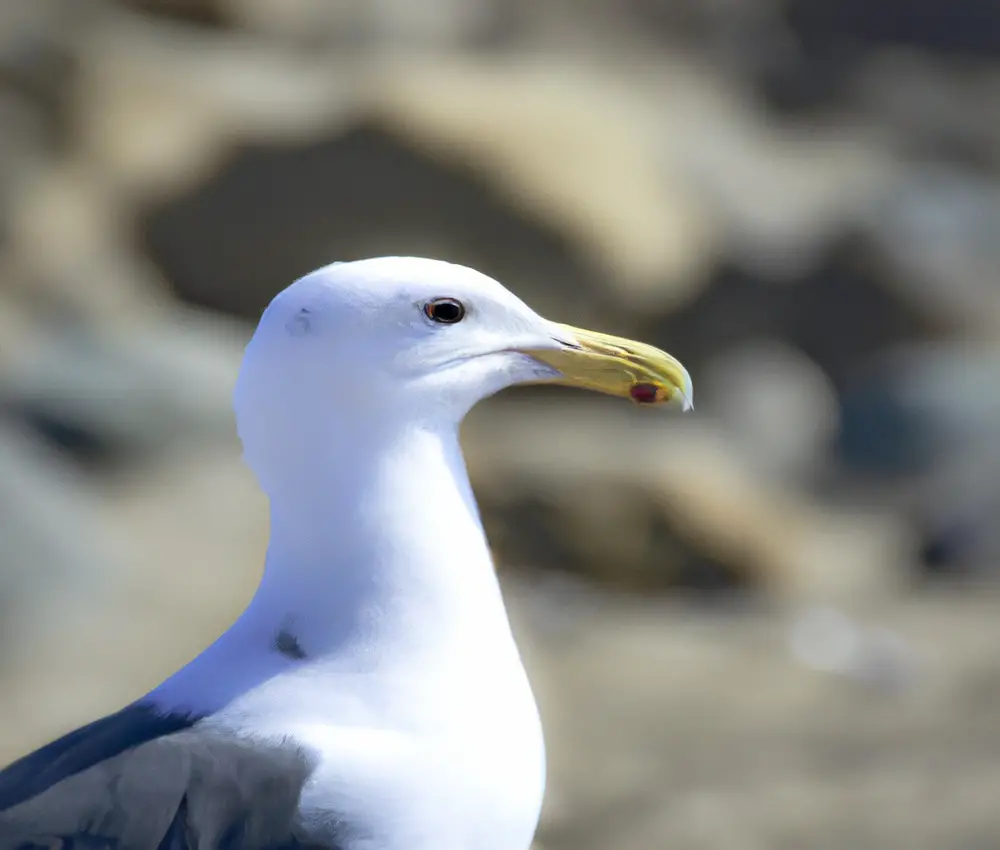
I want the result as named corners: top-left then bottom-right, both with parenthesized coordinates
top-left (0, 703), bottom-right (325, 850)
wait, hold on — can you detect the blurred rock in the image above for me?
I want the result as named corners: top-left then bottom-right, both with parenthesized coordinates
top-left (641, 60), bottom-right (894, 279)
top-left (0, 306), bottom-right (245, 465)
top-left (0, 0), bottom-right (83, 225)
top-left (226, 0), bottom-right (512, 48)
top-left (0, 421), bottom-right (119, 669)
top-left (761, 0), bottom-right (1000, 112)
top-left (118, 0), bottom-right (230, 28)
top-left (57, 13), bottom-right (721, 318)
top-left (5, 160), bottom-right (171, 320)
top-left (522, 585), bottom-right (1000, 850)
top-left (837, 342), bottom-right (1000, 577)
top-left (466, 401), bottom-right (910, 604)
top-left (838, 343), bottom-right (1000, 477)
top-left (868, 163), bottom-right (1000, 335)
top-left (859, 57), bottom-right (1000, 166)
top-left (697, 338), bottom-right (839, 481)
top-left (649, 232), bottom-right (944, 396)
top-left (624, 0), bottom-right (780, 49)
top-left (142, 124), bottom-right (601, 321)
top-left (0, 440), bottom-right (267, 764)
top-left (781, 0), bottom-right (1000, 61)
top-left (368, 58), bottom-right (716, 309)
top-left (0, 0), bottom-right (81, 131)
top-left (788, 604), bottom-right (920, 693)
top-left (0, 281), bottom-right (36, 355)
top-left (74, 13), bottom-right (359, 200)
top-left (133, 55), bottom-right (717, 319)
top-left (221, 0), bottom-right (358, 42)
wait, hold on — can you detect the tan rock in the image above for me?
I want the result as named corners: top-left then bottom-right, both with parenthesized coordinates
top-left (369, 56), bottom-right (718, 312)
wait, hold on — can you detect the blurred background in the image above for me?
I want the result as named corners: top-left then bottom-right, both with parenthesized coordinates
top-left (1, 0), bottom-right (999, 847)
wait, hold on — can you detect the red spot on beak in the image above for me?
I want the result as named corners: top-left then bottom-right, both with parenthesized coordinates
top-left (629, 383), bottom-right (660, 404)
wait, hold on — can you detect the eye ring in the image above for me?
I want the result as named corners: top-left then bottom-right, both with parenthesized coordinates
top-left (423, 297), bottom-right (466, 324)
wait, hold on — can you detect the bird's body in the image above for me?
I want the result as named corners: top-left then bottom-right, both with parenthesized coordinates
top-left (0, 258), bottom-right (691, 850)
top-left (148, 422), bottom-right (546, 850)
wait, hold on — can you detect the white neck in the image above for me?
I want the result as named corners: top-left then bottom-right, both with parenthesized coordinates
top-left (254, 421), bottom-right (507, 661)
top-left (151, 417), bottom-right (518, 715)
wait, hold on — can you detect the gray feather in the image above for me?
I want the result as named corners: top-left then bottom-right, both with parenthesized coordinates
top-left (0, 705), bottom-right (334, 850)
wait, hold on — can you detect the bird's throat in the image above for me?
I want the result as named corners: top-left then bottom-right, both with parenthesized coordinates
top-left (251, 423), bottom-right (511, 669)
top-left (152, 423), bottom-right (519, 717)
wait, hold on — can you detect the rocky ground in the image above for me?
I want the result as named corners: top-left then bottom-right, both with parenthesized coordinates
top-left (1, 1), bottom-right (1000, 848)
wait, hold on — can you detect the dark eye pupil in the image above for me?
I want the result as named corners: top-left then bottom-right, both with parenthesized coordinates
top-left (426, 299), bottom-right (465, 323)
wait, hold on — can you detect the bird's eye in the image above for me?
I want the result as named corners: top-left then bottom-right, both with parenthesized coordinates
top-left (423, 297), bottom-right (466, 324)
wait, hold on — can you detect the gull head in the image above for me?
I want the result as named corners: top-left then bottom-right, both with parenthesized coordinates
top-left (234, 258), bottom-right (692, 471)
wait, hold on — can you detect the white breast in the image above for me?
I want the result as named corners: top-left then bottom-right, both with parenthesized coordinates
top-left (183, 426), bottom-right (547, 850)
top-left (229, 649), bottom-right (546, 850)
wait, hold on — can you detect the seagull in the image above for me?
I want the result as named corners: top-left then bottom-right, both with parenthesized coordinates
top-left (0, 258), bottom-right (692, 850)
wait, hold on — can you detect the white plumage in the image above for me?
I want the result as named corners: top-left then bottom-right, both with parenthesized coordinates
top-left (0, 257), bottom-right (691, 850)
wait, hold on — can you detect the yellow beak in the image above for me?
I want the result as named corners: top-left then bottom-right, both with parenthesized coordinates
top-left (518, 323), bottom-right (693, 409)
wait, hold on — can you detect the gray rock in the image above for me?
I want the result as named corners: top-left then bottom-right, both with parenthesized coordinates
top-left (0, 421), bottom-right (119, 668)
top-left (0, 308), bottom-right (246, 464)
